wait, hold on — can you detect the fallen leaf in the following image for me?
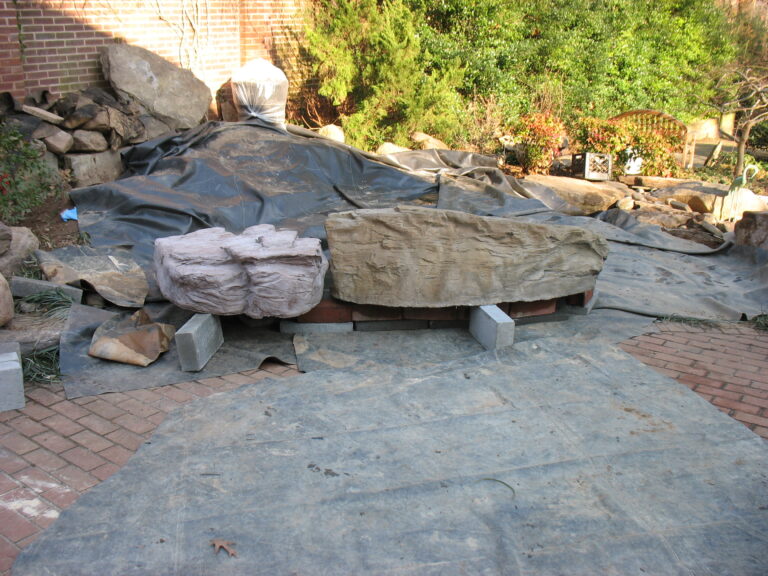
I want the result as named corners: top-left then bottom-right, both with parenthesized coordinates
top-left (210, 538), bottom-right (237, 557)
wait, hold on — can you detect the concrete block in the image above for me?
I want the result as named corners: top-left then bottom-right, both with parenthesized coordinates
top-left (354, 320), bottom-right (429, 332)
top-left (280, 321), bottom-right (354, 334)
top-left (10, 276), bottom-right (83, 303)
top-left (469, 305), bottom-right (515, 350)
top-left (175, 314), bottom-right (223, 372)
top-left (0, 342), bottom-right (24, 411)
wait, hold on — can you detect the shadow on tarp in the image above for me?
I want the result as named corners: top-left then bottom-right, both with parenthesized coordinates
top-left (59, 304), bottom-right (295, 399)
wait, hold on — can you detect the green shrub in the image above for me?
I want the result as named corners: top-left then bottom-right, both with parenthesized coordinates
top-left (509, 112), bottom-right (565, 174)
top-left (0, 122), bottom-right (60, 224)
top-left (304, 0), bottom-right (465, 150)
top-left (570, 116), bottom-right (682, 177)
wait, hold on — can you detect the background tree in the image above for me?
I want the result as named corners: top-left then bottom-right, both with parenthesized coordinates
top-left (712, 66), bottom-right (768, 176)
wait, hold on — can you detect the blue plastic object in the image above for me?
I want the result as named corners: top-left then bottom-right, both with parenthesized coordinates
top-left (60, 207), bottom-right (78, 222)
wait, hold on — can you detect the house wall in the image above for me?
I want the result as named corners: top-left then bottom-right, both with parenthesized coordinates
top-left (0, 0), bottom-right (307, 111)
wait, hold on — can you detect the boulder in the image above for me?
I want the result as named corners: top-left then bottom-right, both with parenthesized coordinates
top-left (0, 227), bottom-right (39, 278)
top-left (101, 44), bottom-right (211, 130)
top-left (0, 222), bottom-right (12, 255)
top-left (134, 115), bottom-right (173, 142)
top-left (31, 122), bottom-right (60, 140)
top-left (376, 142), bottom-right (410, 155)
top-left (522, 175), bottom-right (630, 215)
top-left (317, 124), bottom-right (345, 143)
top-left (734, 211), bottom-right (768, 249)
top-left (88, 309), bottom-right (175, 367)
top-left (325, 206), bottom-right (609, 307)
top-left (80, 106), bottom-right (111, 132)
top-left (651, 182), bottom-right (726, 213)
top-left (43, 129), bottom-right (74, 154)
top-left (64, 150), bottom-right (123, 187)
top-left (71, 129), bottom-right (109, 152)
top-left (62, 103), bottom-right (104, 130)
top-left (410, 132), bottom-right (449, 150)
top-left (155, 225), bottom-right (328, 319)
top-left (0, 274), bottom-right (13, 327)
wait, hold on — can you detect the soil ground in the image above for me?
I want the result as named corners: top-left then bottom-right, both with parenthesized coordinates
top-left (18, 188), bottom-right (80, 251)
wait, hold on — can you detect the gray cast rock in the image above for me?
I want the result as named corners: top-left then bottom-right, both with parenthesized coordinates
top-left (154, 225), bottom-right (328, 319)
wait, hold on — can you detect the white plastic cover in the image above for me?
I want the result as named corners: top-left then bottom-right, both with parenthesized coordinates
top-left (231, 58), bottom-right (288, 127)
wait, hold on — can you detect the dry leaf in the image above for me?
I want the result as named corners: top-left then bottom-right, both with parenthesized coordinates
top-left (210, 538), bottom-right (237, 557)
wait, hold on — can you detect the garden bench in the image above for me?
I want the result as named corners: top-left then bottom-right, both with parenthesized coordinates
top-left (609, 109), bottom-right (695, 168)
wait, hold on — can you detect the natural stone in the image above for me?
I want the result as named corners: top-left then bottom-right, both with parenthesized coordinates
top-left (0, 222), bottom-right (12, 255)
top-left (21, 104), bottom-right (63, 124)
top-left (62, 103), bottom-right (104, 130)
top-left (88, 309), bottom-right (175, 367)
top-left (632, 210), bottom-right (693, 229)
top-left (80, 106), bottom-right (111, 132)
top-left (31, 122), bottom-right (60, 140)
top-left (64, 150), bottom-right (123, 187)
top-left (155, 225), bottom-right (328, 319)
top-left (317, 125), bottom-right (345, 143)
top-left (325, 206), bottom-right (609, 307)
top-left (101, 44), bottom-right (211, 130)
top-left (651, 182), bottom-right (725, 213)
top-left (0, 227), bottom-right (39, 278)
top-left (376, 142), bottom-right (410, 155)
top-left (0, 274), bottom-right (13, 327)
top-left (43, 129), bottom-right (74, 154)
top-left (668, 199), bottom-right (692, 212)
top-left (135, 115), bottom-right (173, 142)
top-left (522, 175), bottom-right (630, 215)
top-left (71, 129), bottom-right (109, 152)
top-left (616, 196), bottom-right (635, 211)
top-left (734, 211), bottom-right (768, 249)
top-left (410, 131), bottom-right (449, 150)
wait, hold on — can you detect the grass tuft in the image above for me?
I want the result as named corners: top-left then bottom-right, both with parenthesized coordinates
top-left (22, 346), bottom-right (61, 383)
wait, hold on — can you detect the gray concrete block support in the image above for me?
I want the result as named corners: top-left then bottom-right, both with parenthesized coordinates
top-left (0, 342), bottom-right (24, 411)
top-left (175, 314), bottom-right (224, 372)
top-left (469, 305), bottom-right (515, 350)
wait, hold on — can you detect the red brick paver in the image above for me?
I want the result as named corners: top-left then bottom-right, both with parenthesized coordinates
top-left (0, 360), bottom-right (300, 576)
top-left (620, 321), bottom-right (768, 440)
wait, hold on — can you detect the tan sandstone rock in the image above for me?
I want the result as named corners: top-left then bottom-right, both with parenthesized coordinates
top-left (325, 206), bottom-right (609, 307)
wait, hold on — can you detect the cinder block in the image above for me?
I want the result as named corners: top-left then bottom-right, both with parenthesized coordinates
top-left (280, 321), bottom-right (354, 334)
top-left (175, 314), bottom-right (224, 372)
top-left (354, 320), bottom-right (429, 332)
top-left (0, 342), bottom-right (24, 412)
top-left (469, 305), bottom-right (515, 350)
top-left (10, 276), bottom-right (83, 303)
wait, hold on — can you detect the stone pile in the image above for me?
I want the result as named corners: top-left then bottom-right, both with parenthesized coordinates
top-left (1, 44), bottom-right (211, 187)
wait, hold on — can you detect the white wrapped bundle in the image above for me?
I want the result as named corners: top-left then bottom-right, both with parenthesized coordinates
top-left (231, 58), bottom-right (288, 127)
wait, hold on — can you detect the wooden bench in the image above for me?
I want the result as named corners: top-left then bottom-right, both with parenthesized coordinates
top-left (609, 109), bottom-right (694, 168)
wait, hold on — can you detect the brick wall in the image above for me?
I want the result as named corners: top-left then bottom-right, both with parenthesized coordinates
top-left (0, 0), bottom-right (307, 109)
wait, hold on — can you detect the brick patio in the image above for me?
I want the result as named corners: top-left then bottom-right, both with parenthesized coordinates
top-left (0, 361), bottom-right (299, 575)
top-left (1, 320), bottom-right (766, 574)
